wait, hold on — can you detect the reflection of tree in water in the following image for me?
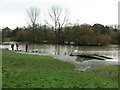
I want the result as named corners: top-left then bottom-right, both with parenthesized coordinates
top-left (55, 45), bottom-right (60, 55)
top-left (55, 45), bottom-right (78, 55)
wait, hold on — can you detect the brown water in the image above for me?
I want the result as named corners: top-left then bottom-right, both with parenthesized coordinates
top-left (1, 42), bottom-right (119, 59)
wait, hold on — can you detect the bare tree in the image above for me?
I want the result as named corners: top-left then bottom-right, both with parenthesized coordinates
top-left (26, 7), bottom-right (40, 48)
top-left (45, 5), bottom-right (70, 44)
top-left (26, 7), bottom-right (40, 30)
top-left (45, 5), bottom-right (70, 31)
top-left (45, 5), bottom-right (70, 55)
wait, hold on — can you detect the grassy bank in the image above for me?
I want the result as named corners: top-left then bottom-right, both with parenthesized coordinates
top-left (2, 50), bottom-right (119, 88)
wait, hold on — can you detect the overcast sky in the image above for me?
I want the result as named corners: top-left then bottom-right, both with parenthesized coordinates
top-left (0, 0), bottom-right (119, 29)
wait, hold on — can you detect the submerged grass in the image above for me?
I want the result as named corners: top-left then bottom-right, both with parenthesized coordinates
top-left (2, 50), bottom-right (119, 88)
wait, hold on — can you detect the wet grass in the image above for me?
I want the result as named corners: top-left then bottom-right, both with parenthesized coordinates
top-left (2, 50), bottom-right (119, 88)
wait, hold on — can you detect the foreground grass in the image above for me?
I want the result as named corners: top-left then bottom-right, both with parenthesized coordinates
top-left (2, 50), bottom-right (119, 88)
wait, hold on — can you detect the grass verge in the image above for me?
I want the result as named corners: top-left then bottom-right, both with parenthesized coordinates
top-left (2, 50), bottom-right (119, 88)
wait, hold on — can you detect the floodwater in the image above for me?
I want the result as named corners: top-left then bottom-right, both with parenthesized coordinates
top-left (1, 42), bottom-right (119, 71)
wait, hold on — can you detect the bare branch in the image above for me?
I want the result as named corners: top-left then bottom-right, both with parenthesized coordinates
top-left (48, 5), bottom-right (70, 31)
top-left (26, 7), bottom-right (40, 29)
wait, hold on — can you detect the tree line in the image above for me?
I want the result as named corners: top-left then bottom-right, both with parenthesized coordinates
top-left (2, 5), bottom-right (120, 46)
top-left (2, 23), bottom-right (120, 46)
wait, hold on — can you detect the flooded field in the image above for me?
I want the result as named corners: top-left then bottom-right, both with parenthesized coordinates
top-left (1, 42), bottom-right (119, 71)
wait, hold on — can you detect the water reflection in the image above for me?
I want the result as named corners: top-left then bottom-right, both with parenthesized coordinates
top-left (1, 42), bottom-right (118, 61)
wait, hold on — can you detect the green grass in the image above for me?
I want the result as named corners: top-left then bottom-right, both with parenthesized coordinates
top-left (88, 65), bottom-right (119, 82)
top-left (2, 50), bottom-right (119, 88)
